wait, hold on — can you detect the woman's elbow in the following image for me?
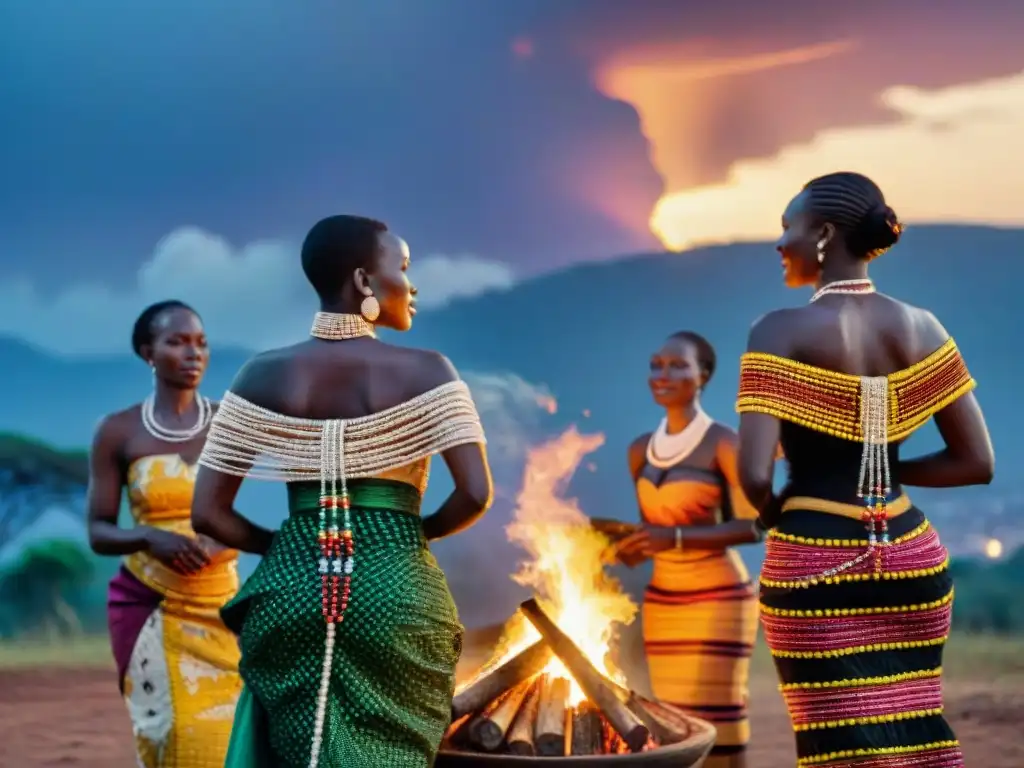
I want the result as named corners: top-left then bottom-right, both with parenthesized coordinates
top-left (972, 455), bottom-right (995, 486)
top-left (190, 503), bottom-right (216, 538)
top-left (460, 475), bottom-right (494, 514)
top-left (739, 471), bottom-right (773, 511)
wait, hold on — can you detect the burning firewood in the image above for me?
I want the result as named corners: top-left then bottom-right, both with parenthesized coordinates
top-left (570, 701), bottom-right (603, 755)
top-left (506, 676), bottom-right (542, 755)
top-left (535, 674), bottom-right (571, 756)
top-left (520, 598), bottom-right (651, 753)
top-left (450, 639), bottom-right (552, 720)
top-left (467, 677), bottom-right (535, 753)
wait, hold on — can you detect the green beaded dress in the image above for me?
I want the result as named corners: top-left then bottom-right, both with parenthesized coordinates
top-left (196, 382), bottom-right (486, 768)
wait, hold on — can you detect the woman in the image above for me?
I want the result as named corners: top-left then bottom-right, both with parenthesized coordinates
top-left (87, 300), bottom-right (242, 767)
top-left (191, 214), bottom-right (493, 768)
top-left (736, 172), bottom-right (994, 768)
top-left (613, 331), bottom-right (763, 768)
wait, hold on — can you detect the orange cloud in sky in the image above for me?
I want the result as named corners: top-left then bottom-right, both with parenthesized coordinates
top-left (595, 40), bottom-right (858, 194)
top-left (647, 69), bottom-right (1024, 251)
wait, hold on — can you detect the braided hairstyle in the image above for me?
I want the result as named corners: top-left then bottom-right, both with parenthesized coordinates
top-left (131, 300), bottom-right (198, 359)
top-left (803, 172), bottom-right (904, 261)
top-left (301, 215), bottom-right (389, 301)
top-left (668, 330), bottom-right (717, 388)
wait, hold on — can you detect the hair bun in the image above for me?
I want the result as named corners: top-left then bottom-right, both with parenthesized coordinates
top-left (858, 203), bottom-right (903, 256)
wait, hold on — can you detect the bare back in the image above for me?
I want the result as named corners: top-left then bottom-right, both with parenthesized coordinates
top-left (228, 337), bottom-right (457, 421)
top-left (769, 292), bottom-right (948, 377)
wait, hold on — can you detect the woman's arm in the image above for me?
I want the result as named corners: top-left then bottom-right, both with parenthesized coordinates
top-left (737, 313), bottom-right (788, 518)
top-left (419, 352), bottom-right (493, 541)
top-left (421, 442), bottom-right (493, 541)
top-left (190, 366), bottom-right (276, 555)
top-left (86, 414), bottom-right (151, 556)
top-left (191, 468), bottom-right (274, 555)
top-left (897, 313), bottom-right (994, 487)
top-left (713, 430), bottom-right (766, 546)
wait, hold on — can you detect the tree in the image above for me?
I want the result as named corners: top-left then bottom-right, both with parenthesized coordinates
top-left (0, 433), bottom-right (89, 551)
top-left (0, 538), bottom-right (96, 638)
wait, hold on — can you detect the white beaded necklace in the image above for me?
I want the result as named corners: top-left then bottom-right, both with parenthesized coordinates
top-left (141, 393), bottom-right (212, 443)
top-left (810, 278), bottom-right (875, 303)
top-left (646, 407), bottom-right (713, 469)
top-left (310, 312), bottom-right (376, 340)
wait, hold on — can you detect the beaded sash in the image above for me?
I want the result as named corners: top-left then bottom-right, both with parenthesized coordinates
top-left (198, 380), bottom-right (485, 768)
top-left (736, 339), bottom-right (974, 585)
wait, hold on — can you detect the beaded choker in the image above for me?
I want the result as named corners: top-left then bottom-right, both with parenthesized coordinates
top-left (810, 278), bottom-right (875, 303)
top-left (310, 312), bottom-right (376, 340)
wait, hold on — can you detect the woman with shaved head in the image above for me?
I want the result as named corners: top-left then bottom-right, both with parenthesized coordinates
top-left (192, 215), bottom-right (493, 768)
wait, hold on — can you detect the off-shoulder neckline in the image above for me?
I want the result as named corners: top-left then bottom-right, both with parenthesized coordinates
top-left (740, 338), bottom-right (957, 384)
top-left (218, 379), bottom-right (470, 426)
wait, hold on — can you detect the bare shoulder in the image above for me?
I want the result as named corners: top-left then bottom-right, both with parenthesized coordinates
top-left (225, 348), bottom-right (294, 406)
top-left (398, 346), bottom-right (462, 397)
top-left (878, 294), bottom-right (952, 359)
top-left (910, 306), bottom-right (952, 356)
top-left (708, 421), bottom-right (737, 447)
top-left (627, 433), bottom-right (651, 478)
top-left (628, 432), bottom-right (652, 457)
top-left (91, 405), bottom-right (137, 451)
top-left (746, 307), bottom-right (803, 356)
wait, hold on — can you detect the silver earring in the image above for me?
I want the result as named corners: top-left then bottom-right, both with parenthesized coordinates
top-left (816, 239), bottom-right (827, 264)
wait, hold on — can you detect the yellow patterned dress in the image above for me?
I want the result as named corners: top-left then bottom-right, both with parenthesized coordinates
top-left (109, 454), bottom-right (242, 767)
top-left (636, 436), bottom-right (759, 765)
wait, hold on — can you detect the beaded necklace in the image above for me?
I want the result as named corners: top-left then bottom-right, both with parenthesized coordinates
top-left (809, 278), bottom-right (875, 303)
top-left (310, 312), bottom-right (376, 340)
top-left (645, 407), bottom-right (712, 469)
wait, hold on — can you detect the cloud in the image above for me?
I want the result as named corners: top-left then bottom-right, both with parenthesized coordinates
top-left (0, 227), bottom-right (516, 355)
top-left (647, 69), bottom-right (1024, 250)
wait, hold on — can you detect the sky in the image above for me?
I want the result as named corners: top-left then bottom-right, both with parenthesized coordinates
top-left (2, 0), bottom-right (1024, 354)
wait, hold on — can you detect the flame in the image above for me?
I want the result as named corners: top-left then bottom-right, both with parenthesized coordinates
top-left (500, 425), bottom-right (638, 705)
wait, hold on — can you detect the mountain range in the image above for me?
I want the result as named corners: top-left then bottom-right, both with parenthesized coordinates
top-left (1, 225), bottom-right (1020, 626)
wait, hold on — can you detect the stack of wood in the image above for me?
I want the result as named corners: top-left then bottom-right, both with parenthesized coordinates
top-left (440, 598), bottom-right (709, 761)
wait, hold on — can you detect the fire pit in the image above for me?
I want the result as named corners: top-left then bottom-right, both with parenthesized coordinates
top-left (437, 599), bottom-right (716, 766)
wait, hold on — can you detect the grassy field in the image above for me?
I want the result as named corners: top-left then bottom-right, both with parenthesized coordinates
top-left (2, 628), bottom-right (1023, 674)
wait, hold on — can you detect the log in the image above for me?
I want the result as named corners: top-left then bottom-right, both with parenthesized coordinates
top-left (506, 677), bottom-right (542, 756)
top-left (570, 701), bottom-right (603, 755)
top-left (467, 678), bottom-right (534, 752)
top-left (534, 674), bottom-right (570, 757)
top-left (450, 639), bottom-right (552, 720)
top-left (605, 678), bottom-right (688, 746)
top-left (520, 598), bottom-right (651, 753)
top-left (442, 714), bottom-right (475, 751)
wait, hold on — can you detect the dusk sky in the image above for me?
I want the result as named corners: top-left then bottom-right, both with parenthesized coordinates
top-left (3, 0), bottom-right (1024, 354)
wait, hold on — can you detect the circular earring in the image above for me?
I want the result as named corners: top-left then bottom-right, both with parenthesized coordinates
top-left (816, 239), bottom-right (827, 264)
top-left (360, 294), bottom-right (380, 323)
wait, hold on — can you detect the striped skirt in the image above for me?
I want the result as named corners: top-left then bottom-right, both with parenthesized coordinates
top-left (643, 552), bottom-right (758, 763)
top-left (759, 497), bottom-right (963, 767)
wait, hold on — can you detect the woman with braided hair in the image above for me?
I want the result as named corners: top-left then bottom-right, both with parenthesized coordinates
top-left (736, 172), bottom-right (994, 767)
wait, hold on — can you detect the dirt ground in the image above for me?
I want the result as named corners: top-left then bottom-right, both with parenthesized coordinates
top-left (2, 626), bottom-right (1024, 765)
top-left (1, 665), bottom-right (1021, 767)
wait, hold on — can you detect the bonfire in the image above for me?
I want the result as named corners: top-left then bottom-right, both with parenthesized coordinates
top-left (438, 427), bottom-right (716, 765)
